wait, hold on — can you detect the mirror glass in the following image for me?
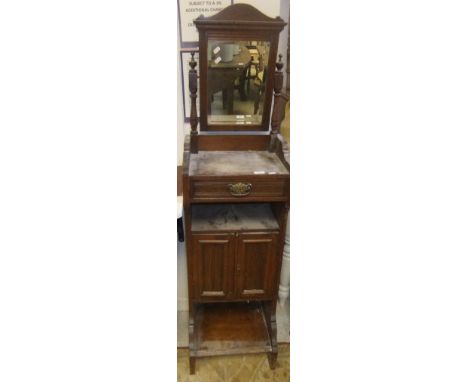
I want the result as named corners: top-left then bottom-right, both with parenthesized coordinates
top-left (207, 39), bottom-right (270, 126)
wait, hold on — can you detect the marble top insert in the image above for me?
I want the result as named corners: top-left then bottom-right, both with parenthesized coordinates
top-left (191, 203), bottom-right (279, 232)
top-left (189, 151), bottom-right (288, 176)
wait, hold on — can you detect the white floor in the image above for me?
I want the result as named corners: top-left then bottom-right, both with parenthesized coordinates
top-left (177, 297), bottom-right (290, 347)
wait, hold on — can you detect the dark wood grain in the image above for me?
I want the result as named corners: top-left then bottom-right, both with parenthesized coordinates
top-left (192, 233), bottom-right (235, 300)
top-left (262, 300), bottom-right (278, 369)
top-left (191, 177), bottom-right (288, 203)
top-left (189, 53), bottom-right (199, 153)
top-left (183, 4), bottom-right (289, 374)
top-left (194, 302), bottom-right (272, 357)
top-left (269, 55), bottom-right (289, 151)
top-left (197, 134), bottom-right (270, 151)
top-left (236, 233), bottom-right (278, 299)
top-left (194, 4), bottom-right (286, 132)
top-left (274, 134), bottom-right (290, 171)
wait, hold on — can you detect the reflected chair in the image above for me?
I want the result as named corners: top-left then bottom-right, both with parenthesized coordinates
top-left (253, 55), bottom-right (267, 114)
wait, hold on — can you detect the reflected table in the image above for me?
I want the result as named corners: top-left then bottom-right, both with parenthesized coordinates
top-left (207, 46), bottom-right (251, 114)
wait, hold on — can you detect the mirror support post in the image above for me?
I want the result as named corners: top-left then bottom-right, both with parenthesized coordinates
top-left (269, 54), bottom-right (289, 152)
top-left (189, 52), bottom-right (199, 153)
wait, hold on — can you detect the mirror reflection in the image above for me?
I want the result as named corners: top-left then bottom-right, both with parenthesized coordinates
top-left (207, 40), bottom-right (270, 126)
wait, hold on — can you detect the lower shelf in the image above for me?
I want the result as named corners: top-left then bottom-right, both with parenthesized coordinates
top-left (193, 301), bottom-right (273, 357)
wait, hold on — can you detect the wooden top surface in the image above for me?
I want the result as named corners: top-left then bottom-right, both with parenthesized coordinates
top-left (189, 150), bottom-right (288, 176)
top-left (194, 302), bottom-right (271, 356)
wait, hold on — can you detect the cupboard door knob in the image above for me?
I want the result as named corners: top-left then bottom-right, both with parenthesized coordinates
top-left (228, 182), bottom-right (252, 197)
top-left (236, 264), bottom-right (240, 271)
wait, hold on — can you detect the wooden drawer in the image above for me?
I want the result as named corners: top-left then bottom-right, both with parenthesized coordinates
top-left (191, 178), bottom-right (288, 202)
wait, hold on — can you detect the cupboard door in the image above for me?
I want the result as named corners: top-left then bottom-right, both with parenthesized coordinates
top-left (192, 233), bottom-right (235, 300)
top-left (236, 232), bottom-right (278, 299)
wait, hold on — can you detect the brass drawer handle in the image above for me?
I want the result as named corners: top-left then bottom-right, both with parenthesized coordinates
top-left (227, 182), bottom-right (252, 197)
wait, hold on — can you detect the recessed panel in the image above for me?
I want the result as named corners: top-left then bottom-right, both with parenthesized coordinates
top-left (237, 233), bottom-right (277, 299)
top-left (200, 241), bottom-right (228, 296)
top-left (243, 241), bottom-right (270, 292)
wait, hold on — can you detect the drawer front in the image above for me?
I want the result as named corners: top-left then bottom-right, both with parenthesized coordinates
top-left (191, 179), bottom-right (287, 201)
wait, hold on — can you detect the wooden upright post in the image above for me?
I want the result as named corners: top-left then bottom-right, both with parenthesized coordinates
top-left (269, 54), bottom-right (289, 152)
top-left (189, 52), bottom-right (198, 153)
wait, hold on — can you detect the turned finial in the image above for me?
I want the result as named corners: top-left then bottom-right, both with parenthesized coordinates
top-left (276, 54), bottom-right (284, 71)
top-left (270, 54), bottom-right (288, 152)
top-left (273, 54), bottom-right (284, 94)
top-left (188, 51), bottom-right (198, 153)
top-left (189, 52), bottom-right (197, 70)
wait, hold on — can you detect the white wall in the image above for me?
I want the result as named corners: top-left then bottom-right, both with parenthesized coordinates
top-left (177, 239), bottom-right (189, 311)
top-left (177, 27), bottom-right (190, 166)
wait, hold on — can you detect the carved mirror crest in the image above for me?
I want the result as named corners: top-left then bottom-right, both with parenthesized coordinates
top-left (194, 4), bottom-right (286, 132)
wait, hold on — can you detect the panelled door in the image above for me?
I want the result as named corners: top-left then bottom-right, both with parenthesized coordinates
top-left (236, 232), bottom-right (278, 299)
top-left (192, 233), bottom-right (235, 300)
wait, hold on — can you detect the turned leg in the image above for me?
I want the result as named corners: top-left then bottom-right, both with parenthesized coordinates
top-left (189, 357), bottom-right (196, 374)
top-left (262, 301), bottom-right (278, 370)
top-left (267, 352), bottom-right (278, 370)
top-left (227, 88), bottom-right (234, 114)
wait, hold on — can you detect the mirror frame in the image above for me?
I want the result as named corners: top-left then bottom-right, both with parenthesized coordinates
top-left (194, 4), bottom-right (286, 132)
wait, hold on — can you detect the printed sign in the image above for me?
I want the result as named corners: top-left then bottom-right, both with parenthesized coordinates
top-left (178, 0), bottom-right (232, 44)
